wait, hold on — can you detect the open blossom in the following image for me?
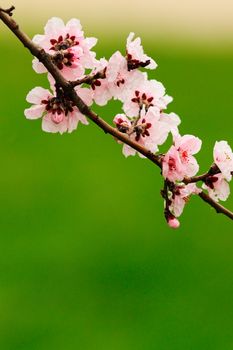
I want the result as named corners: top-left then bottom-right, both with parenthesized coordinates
top-left (106, 51), bottom-right (146, 101)
top-left (24, 85), bottom-right (92, 134)
top-left (90, 58), bottom-right (112, 106)
top-left (162, 134), bottom-right (202, 182)
top-left (126, 33), bottom-right (157, 71)
top-left (202, 173), bottom-right (230, 202)
top-left (114, 107), bottom-right (180, 157)
top-left (122, 79), bottom-right (173, 117)
top-left (168, 183), bottom-right (201, 217)
top-left (32, 17), bottom-right (97, 80)
top-left (214, 141), bottom-right (233, 181)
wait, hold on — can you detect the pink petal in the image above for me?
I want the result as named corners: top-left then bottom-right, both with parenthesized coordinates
top-left (175, 135), bottom-right (202, 155)
top-left (75, 87), bottom-right (93, 106)
top-left (42, 114), bottom-right (67, 134)
top-left (123, 144), bottom-right (136, 157)
top-left (32, 58), bottom-right (47, 74)
top-left (26, 87), bottom-right (51, 104)
top-left (24, 105), bottom-right (45, 119)
top-left (44, 17), bottom-right (65, 37)
top-left (66, 18), bottom-right (83, 34)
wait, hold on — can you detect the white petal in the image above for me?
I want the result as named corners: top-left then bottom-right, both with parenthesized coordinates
top-left (32, 58), bottom-right (47, 74)
top-left (123, 144), bottom-right (136, 157)
top-left (24, 105), bottom-right (44, 119)
top-left (44, 17), bottom-right (65, 37)
top-left (42, 115), bottom-right (67, 134)
top-left (26, 87), bottom-right (51, 104)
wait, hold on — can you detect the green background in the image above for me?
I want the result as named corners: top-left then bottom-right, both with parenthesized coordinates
top-left (0, 27), bottom-right (233, 349)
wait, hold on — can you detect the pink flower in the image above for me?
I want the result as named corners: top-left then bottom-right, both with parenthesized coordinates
top-left (114, 107), bottom-right (180, 158)
top-left (32, 17), bottom-right (97, 80)
top-left (106, 51), bottom-right (145, 101)
top-left (164, 183), bottom-right (200, 228)
top-left (24, 85), bottom-right (92, 134)
top-left (162, 134), bottom-right (202, 182)
top-left (214, 141), bottom-right (233, 181)
top-left (168, 183), bottom-right (201, 217)
top-left (126, 33), bottom-right (157, 70)
top-left (162, 146), bottom-right (184, 182)
top-left (90, 58), bottom-right (112, 106)
top-left (202, 173), bottom-right (230, 202)
top-left (174, 134), bottom-right (202, 176)
top-left (122, 79), bottom-right (172, 117)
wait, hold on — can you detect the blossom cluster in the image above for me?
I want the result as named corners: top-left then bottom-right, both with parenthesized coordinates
top-left (24, 17), bottom-right (233, 228)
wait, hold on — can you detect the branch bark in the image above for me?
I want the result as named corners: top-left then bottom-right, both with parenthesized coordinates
top-left (0, 6), bottom-right (232, 223)
top-left (69, 70), bottom-right (106, 88)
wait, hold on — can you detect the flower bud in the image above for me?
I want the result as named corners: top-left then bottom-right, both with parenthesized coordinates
top-left (167, 217), bottom-right (180, 229)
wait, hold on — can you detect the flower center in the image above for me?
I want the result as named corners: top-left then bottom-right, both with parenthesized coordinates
top-left (41, 96), bottom-right (75, 122)
top-left (53, 51), bottom-right (76, 70)
top-left (168, 157), bottom-right (176, 171)
top-left (204, 175), bottom-right (219, 190)
top-left (131, 90), bottom-right (154, 110)
top-left (50, 33), bottom-right (79, 51)
top-left (50, 34), bottom-right (80, 70)
top-left (127, 53), bottom-right (150, 71)
top-left (134, 118), bottom-right (152, 141)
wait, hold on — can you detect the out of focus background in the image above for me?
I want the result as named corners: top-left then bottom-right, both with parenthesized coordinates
top-left (0, 1), bottom-right (233, 349)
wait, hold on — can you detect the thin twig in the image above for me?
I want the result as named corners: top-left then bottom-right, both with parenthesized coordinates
top-left (184, 172), bottom-right (210, 184)
top-left (199, 191), bottom-right (233, 220)
top-left (0, 6), bottom-right (232, 222)
top-left (184, 164), bottom-right (220, 184)
top-left (0, 5), bottom-right (15, 16)
top-left (70, 70), bottom-right (106, 88)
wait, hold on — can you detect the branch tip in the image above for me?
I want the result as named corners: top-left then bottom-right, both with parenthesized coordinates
top-left (0, 5), bottom-right (15, 16)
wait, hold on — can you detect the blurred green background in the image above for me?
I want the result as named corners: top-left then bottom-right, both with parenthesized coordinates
top-left (1, 19), bottom-right (233, 350)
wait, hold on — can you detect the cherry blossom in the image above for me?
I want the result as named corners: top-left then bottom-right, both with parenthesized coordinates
top-left (126, 32), bottom-right (157, 71)
top-left (106, 51), bottom-right (146, 101)
top-left (162, 134), bottom-right (202, 182)
top-left (214, 141), bottom-right (233, 181)
top-left (32, 17), bottom-right (97, 80)
top-left (202, 174), bottom-right (230, 202)
top-left (114, 107), bottom-right (180, 157)
top-left (90, 58), bottom-right (112, 106)
top-left (122, 79), bottom-right (173, 117)
top-left (168, 183), bottom-right (201, 217)
top-left (24, 85), bottom-right (92, 134)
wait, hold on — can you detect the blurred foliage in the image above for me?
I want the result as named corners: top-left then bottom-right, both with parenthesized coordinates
top-left (0, 34), bottom-right (233, 350)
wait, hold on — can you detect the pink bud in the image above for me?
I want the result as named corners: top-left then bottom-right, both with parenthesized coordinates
top-left (52, 112), bottom-right (64, 124)
top-left (168, 217), bottom-right (180, 229)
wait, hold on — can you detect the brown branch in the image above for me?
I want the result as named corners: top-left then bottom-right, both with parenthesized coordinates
top-left (69, 69), bottom-right (106, 88)
top-left (0, 6), bottom-right (233, 223)
top-left (0, 5), bottom-right (15, 16)
top-left (184, 172), bottom-right (210, 184)
top-left (184, 164), bottom-right (220, 184)
top-left (199, 191), bottom-right (233, 220)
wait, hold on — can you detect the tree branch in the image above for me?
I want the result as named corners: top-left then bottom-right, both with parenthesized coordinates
top-left (199, 191), bottom-right (233, 220)
top-left (0, 6), bottom-right (232, 223)
top-left (184, 164), bottom-right (220, 184)
top-left (69, 70), bottom-right (106, 88)
top-left (0, 5), bottom-right (15, 16)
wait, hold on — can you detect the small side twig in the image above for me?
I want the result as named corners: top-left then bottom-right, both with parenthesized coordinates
top-left (184, 164), bottom-right (220, 184)
top-left (70, 69), bottom-right (106, 88)
top-left (0, 5), bottom-right (15, 16)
